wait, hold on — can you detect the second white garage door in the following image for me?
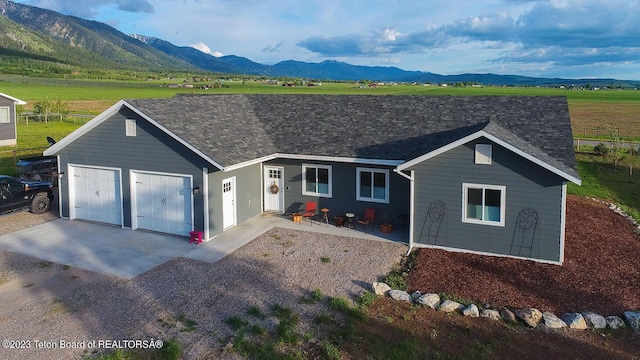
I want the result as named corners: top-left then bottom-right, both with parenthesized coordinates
top-left (131, 171), bottom-right (193, 236)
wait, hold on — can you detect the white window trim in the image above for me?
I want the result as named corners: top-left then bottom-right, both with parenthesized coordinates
top-left (462, 183), bottom-right (506, 227)
top-left (0, 106), bottom-right (10, 124)
top-left (125, 118), bottom-right (137, 137)
top-left (475, 144), bottom-right (492, 164)
top-left (302, 163), bottom-right (332, 197)
top-left (356, 167), bottom-right (390, 203)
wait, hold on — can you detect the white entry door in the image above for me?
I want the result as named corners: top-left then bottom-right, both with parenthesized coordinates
top-left (132, 171), bottom-right (193, 236)
top-left (222, 177), bottom-right (236, 230)
top-left (70, 166), bottom-right (122, 225)
top-left (263, 166), bottom-right (284, 212)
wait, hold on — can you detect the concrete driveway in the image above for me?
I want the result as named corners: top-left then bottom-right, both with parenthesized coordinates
top-left (0, 214), bottom-right (406, 280)
top-left (0, 219), bottom-right (197, 279)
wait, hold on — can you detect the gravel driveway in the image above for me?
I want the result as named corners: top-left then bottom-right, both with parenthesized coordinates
top-left (0, 220), bottom-right (407, 359)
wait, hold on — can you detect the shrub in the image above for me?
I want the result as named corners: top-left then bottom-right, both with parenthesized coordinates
top-left (356, 291), bottom-right (377, 307)
top-left (593, 142), bottom-right (610, 156)
top-left (323, 342), bottom-right (341, 360)
top-left (226, 316), bottom-right (248, 330)
top-left (156, 339), bottom-right (182, 360)
top-left (271, 304), bottom-right (293, 319)
top-left (300, 288), bottom-right (324, 304)
top-left (328, 297), bottom-right (351, 312)
top-left (247, 306), bottom-right (266, 319)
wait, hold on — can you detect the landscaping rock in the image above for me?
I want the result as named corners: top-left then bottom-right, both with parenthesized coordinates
top-left (605, 316), bottom-right (626, 329)
top-left (515, 308), bottom-right (543, 327)
top-left (623, 311), bottom-right (640, 331)
top-left (416, 293), bottom-right (440, 309)
top-left (410, 291), bottom-right (422, 302)
top-left (582, 311), bottom-right (606, 329)
top-left (372, 282), bottom-right (391, 296)
top-left (462, 304), bottom-right (479, 317)
top-left (480, 309), bottom-right (501, 321)
top-left (561, 313), bottom-right (587, 329)
top-left (388, 289), bottom-right (411, 302)
top-left (500, 308), bottom-right (517, 323)
top-left (438, 299), bottom-right (464, 313)
top-left (542, 312), bottom-right (567, 329)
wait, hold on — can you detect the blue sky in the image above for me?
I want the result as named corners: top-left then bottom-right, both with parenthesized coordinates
top-left (14, 0), bottom-right (640, 80)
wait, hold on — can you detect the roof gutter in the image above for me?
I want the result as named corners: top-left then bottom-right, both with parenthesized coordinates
top-left (393, 168), bottom-right (414, 256)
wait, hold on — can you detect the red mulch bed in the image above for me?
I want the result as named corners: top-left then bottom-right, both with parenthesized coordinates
top-left (408, 195), bottom-right (640, 315)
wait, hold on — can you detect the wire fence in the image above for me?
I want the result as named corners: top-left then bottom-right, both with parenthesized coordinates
top-left (0, 147), bottom-right (51, 176)
top-left (17, 114), bottom-right (92, 125)
top-left (572, 126), bottom-right (640, 141)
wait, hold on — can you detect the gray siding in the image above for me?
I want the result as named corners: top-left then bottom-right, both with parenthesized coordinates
top-left (207, 163), bottom-right (262, 237)
top-left (408, 138), bottom-right (565, 263)
top-left (0, 97), bottom-right (17, 144)
top-left (264, 159), bottom-right (410, 227)
top-left (55, 107), bottom-right (211, 232)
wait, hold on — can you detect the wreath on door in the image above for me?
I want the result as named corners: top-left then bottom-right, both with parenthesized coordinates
top-left (269, 182), bottom-right (280, 194)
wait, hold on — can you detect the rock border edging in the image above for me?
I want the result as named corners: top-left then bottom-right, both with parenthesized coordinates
top-left (372, 282), bottom-right (640, 332)
top-left (586, 196), bottom-right (640, 233)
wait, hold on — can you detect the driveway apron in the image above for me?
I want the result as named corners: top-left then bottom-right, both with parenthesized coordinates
top-left (0, 219), bottom-right (195, 279)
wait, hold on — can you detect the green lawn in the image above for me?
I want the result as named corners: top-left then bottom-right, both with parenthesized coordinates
top-left (568, 153), bottom-right (640, 220)
top-left (0, 121), bottom-right (84, 175)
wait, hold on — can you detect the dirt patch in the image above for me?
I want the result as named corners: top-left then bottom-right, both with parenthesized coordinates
top-left (570, 101), bottom-right (640, 139)
top-left (0, 227), bottom-right (407, 359)
top-left (408, 195), bottom-right (640, 315)
top-left (0, 211), bottom-right (58, 236)
top-left (0, 195), bottom-right (639, 359)
top-left (345, 297), bottom-right (640, 360)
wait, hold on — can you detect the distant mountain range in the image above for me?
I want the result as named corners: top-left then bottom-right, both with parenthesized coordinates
top-left (1, 0), bottom-right (638, 87)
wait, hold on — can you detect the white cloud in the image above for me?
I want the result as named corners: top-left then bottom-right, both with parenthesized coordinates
top-left (382, 28), bottom-right (401, 41)
top-left (190, 42), bottom-right (223, 57)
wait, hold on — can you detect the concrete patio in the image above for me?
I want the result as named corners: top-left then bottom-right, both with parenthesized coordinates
top-left (184, 213), bottom-right (409, 264)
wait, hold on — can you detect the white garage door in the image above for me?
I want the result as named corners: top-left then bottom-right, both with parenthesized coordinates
top-left (70, 166), bottom-right (122, 225)
top-left (132, 171), bottom-right (193, 236)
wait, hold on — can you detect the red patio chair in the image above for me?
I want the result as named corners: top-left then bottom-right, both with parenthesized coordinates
top-left (302, 201), bottom-right (317, 225)
top-left (357, 208), bottom-right (376, 233)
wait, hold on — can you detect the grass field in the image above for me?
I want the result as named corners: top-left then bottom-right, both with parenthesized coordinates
top-left (3, 75), bottom-right (639, 138)
top-left (4, 74), bottom-right (640, 100)
top-left (1, 76), bottom-right (639, 218)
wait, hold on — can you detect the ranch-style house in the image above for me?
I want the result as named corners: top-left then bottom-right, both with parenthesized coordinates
top-left (44, 94), bottom-right (580, 264)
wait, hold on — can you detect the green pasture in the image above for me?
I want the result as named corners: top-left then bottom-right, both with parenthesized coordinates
top-left (2, 74), bottom-right (639, 103)
top-left (1, 75), bottom-right (639, 219)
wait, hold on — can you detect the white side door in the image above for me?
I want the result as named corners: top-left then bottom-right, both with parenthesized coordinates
top-left (263, 166), bottom-right (284, 212)
top-left (222, 176), bottom-right (237, 230)
top-left (69, 165), bottom-right (122, 225)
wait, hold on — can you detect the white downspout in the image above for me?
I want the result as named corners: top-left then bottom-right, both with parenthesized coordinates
top-left (393, 168), bottom-right (415, 255)
top-left (203, 167), bottom-right (210, 241)
top-left (559, 181), bottom-right (567, 265)
top-left (56, 155), bottom-right (63, 218)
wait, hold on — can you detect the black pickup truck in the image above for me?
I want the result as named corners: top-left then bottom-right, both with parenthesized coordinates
top-left (0, 175), bottom-right (54, 214)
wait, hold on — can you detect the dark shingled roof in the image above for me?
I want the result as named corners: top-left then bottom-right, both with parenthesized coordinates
top-left (125, 94), bottom-right (579, 179)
